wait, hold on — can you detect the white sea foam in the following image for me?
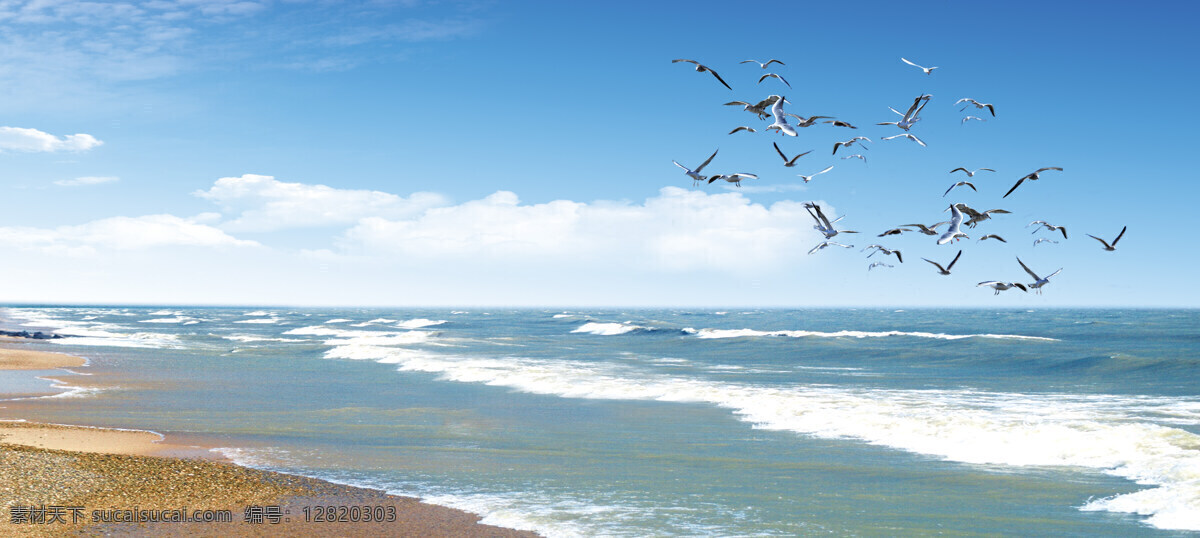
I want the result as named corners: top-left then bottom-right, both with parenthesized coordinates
top-left (571, 322), bottom-right (644, 336)
top-left (683, 327), bottom-right (1058, 342)
top-left (396, 318), bottom-right (446, 329)
top-left (138, 316), bottom-right (197, 324)
top-left (369, 350), bottom-right (1200, 531)
top-left (243, 311), bottom-right (272, 316)
top-left (325, 318), bottom-right (353, 324)
top-left (223, 334), bottom-right (310, 343)
top-left (552, 314), bottom-right (575, 319)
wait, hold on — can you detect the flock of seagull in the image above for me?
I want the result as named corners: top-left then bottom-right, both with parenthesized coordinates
top-left (671, 56), bottom-right (1125, 297)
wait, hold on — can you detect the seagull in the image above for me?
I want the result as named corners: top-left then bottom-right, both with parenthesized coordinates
top-left (868, 262), bottom-right (894, 271)
top-left (808, 241), bottom-right (854, 255)
top-left (903, 222), bottom-right (946, 236)
top-left (1028, 220), bottom-right (1068, 240)
top-left (707, 172), bottom-right (758, 187)
top-left (1033, 238), bottom-right (1059, 247)
top-left (728, 126), bottom-right (756, 135)
top-left (789, 114), bottom-right (834, 128)
top-left (841, 154), bottom-right (867, 163)
top-left (1088, 226), bottom-right (1126, 251)
top-left (955, 98), bottom-right (996, 117)
top-left (961, 116), bottom-right (987, 124)
top-left (773, 142), bottom-right (812, 167)
top-left (672, 59), bottom-right (732, 90)
top-left (977, 281), bottom-right (1029, 295)
top-left (877, 94), bottom-right (930, 131)
top-left (797, 165), bottom-right (834, 183)
top-left (923, 249), bottom-right (962, 275)
top-left (741, 59), bottom-right (785, 69)
top-left (758, 73), bottom-right (791, 88)
top-left (978, 234), bottom-right (1007, 243)
top-left (878, 227), bottom-right (911, 237)
top-left (955, 203), bottom-right (1011, 228)
top-left (943, 181), bottom-right (977, 197)
top-left (672, 149), bottom-right (719, 186)
top-left (901, 57), bottom-right (938, 75)
top-left (1016, 257), bottom-right (1062, 295)
top-left (805, 202), bottom-right (858, 239)
top-left (833, 136), bottom-right (870, 155)
top-left (938, 203), bottom-right (969, 244)
top-left (862, 244), bottom-right (903, 263)
top-left (1004, 167), bottom-right (1064, 198)
top-left (765, 95), bottom-right (797, 137)
top-left (950, 167), bottom-right (995, 178)
top-left (724, 97), bottom-right (779, 120)
top-left (823, 120), bottom-right (858, 129)
top-left (882, 133), bottom-right (927, 147)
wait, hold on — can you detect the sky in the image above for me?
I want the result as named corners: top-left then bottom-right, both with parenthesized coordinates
top-left (0, 0), bottom-right (1197, 307)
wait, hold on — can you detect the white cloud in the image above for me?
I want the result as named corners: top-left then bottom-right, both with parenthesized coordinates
top-left (0, 126), bottom-right (102, 152)
top-left (195, 174), bottom-right (448, 232)
top-left (54, 175), bottom-right (119, 187)
top-left (339, 187), bottom-right (825, 273)
top-left (0, 214), bottom-right (259, 256)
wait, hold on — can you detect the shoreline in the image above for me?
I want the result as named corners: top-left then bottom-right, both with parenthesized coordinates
top-left (0, 343), bottom-right (539, 536)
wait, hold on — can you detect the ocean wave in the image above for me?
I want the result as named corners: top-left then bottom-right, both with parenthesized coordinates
top-left (233, 318), bottom-right (280, 324)
top-left (222, 334), bottom-right (311, 343)
top-left (682, 327), bottom-right (1058, 342)
top-left (325, 318), bottom-right (353, 324)
top-left (552, 314), bottom-right (575, 319)
top-left (374, 350), bottom-right (1200, 531)
top-left (138, 316), bottom-right (198, 324)
top-left (571, 322), bottom-right (650, 336)
top-left (396, 318), bottom-right (446, 329)
top-left (243, 311), bottom-right (272, 317)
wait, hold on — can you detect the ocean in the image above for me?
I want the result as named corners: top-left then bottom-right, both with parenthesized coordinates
top-left (2, 306), bottom-right (1198, 536)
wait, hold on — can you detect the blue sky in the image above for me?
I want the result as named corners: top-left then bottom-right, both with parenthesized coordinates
top-left (0, 0), bottom-right (1196, 307)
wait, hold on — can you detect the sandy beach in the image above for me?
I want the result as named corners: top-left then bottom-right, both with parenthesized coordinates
top-left (0, 344), bottom-right (538, 536)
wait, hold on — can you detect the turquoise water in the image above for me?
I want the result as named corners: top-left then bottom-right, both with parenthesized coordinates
top-left (2, 307), bottom-right (1198, 535)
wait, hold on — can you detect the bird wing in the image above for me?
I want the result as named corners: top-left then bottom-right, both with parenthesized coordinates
top-left (986, 104), bottom-right (996, 116)
top-left (1003, 177), bottom-right (1026, 198)
top-left (671, 59), bottom-right (699, 65)
top-left (672, 160), bottom-right (689, 172)
top-left (1087, 234), bottom-right (1112, 249)
top-left (786, 150), bottom-right (813, 166)
top-left (696, 149), bottom-right (719, 172)
top-left (895, 251), bottom-right (903, 263)
top-left (923, 259), bottom-right (945, 272)
top-left (950, 167), bottom-right (968, 174)
top-left (965, 182), bottom-right (976, 192)
top-left (1112, 226), bottom-right (1127, 246)
top-left (724, 101), bottom-right (751, 107)
top-left (773, 141), bottom-right (788, 162)
top-left (1036, 167), bottom-right (1063, 173)
top-left (910, 134), bottom-right (927, 146)
top-left (815, 166), bottom-right (833, 176)
top-left (813, 205), bottom-right (833, 228)
top-left (979, 168), bottom-right (995, 172)
top-left (1012, 283), bottom-right (1029, 292)
top-left (954, 98), bottom-right (971, 105)
top-left (728, 126), bottom-right (754, 134)
top-left (943, 184), bottom-right (956, 197)
top-left (808, 243), bottom-right (826, 255)
top-left (740, 60), bottom-right (760, 66)
top-left (765, 59), bottom-right (785, 68)
top-left (947, 249), bottom-right (962, 270)
top-left (707, 68), bottom-right (733, 90)
top-left (1059, 227), bottom-right (1068, 240)
top-left (1016, 257), bottom-right (1041, 280)
top-left (901, 57), bottom-right (923, 69)
top-left (1045, 268), bottom-right (1063, 279)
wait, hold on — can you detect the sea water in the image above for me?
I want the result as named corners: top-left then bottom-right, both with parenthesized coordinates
top-left (1, 306), bottom-right (1197, 536)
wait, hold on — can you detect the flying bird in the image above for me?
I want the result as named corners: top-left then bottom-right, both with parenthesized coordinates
top-left (797, 165), bottom-right (834, 183)
top-left (841, 154), bottom-right (867, 163)
top-left (950, 167), bottom-right (995, 177)
top-left (955, 204), bottom-right (1011, 228)
top-left (808, 241), bottom-right (854, 255)
top-left (956, 98), bottom-right (996, 116)
top-left (773, 142), bottom-right (812, 167)
top-left (765, 95), bottom-right (798, 136)
top-left (978, 234), bottom-right (1007, 243)
top-left (961, 116), bottom-right (987, 124)
top-left (1033, 238), bottom-right (1059, 247)
top-left (833, 136), bottom-right (870, 155)
top-left (672, 59), bottom-right (732, 90)
top-left (862, 244), bottom-right (903, 263)
top-left (728, 126), bottom-right (756, 135)
top-left (724, 97), bottom-right (779, 120)
top-left (758, 73), bottom-right (791, 88)
top-left (1004, 167), bottom-right (1064, 198)
top-left (901, 57), bottom-right (938, 75)
top-left (938, 204), bottom-right (968, 244)
top-left (878, 94), bottom-right (931, 131)
top-left (823, 120), bottom-right (858, 129)
top-left (878, 227), bottom-right (911, 237)
top-left (923, 249), bottom-right (962, 275)
top-left (1029, 220), bottom-right (1068, 240)
top-left (672, 149), bottom-right (718, 186)
top-left (882, 133), bottom-right (927, 147)
top-left (978, 281), bottom-right (1029, 295)
top-left (868, 262), bottom-right (894, 271)
top-left (741, 59), bottom-right (785, 69)
top-left (1016, 257), bottom-right (1062, 295)
top-left (790, 114), bottom-right (834, 128)
top-left (707, 172), bottom-right (758, 187)
top-left (805, 202), bottom-right (858, 239)
top-left (943, 181), bottom-right (977, 197)
top-left (1088, 226), bottom-right (1127, 251)
top-left (903, 222), bottom-right (946, 236)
